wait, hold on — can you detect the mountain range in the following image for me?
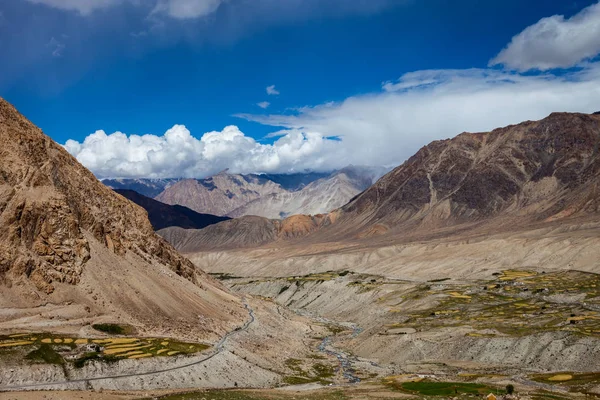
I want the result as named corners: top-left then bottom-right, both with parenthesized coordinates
top-left (160, 111), bottom-right (600, 251)
top-left (105, 166), bottom-right (387, 220)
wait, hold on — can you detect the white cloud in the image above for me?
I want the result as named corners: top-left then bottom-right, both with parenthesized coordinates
top-left (64, 125), bottom-right (339, 179)
top-left (490, 1), bottom-right (600, 71)
top-left (24, 0), bottom-right (123, 15)
top-left (66, 64), bottom-right (600, 179)
top-left (266, 85), bottom-right (280, 95)
top-left (237, 65), bottom-right (600, 171)
top-left (257, 101), bottom-right (270, 109)
top-left (152, 0), bottom-right (224, 19)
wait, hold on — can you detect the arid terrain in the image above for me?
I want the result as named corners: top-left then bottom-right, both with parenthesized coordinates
top-left (2, 97), bottom-right (600, 399)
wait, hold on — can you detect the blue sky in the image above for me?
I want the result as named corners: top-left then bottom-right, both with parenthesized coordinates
top-left (1, 0), bottom-right (600, 178)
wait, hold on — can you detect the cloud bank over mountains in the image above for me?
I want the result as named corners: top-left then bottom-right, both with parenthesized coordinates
top-left (65, 125), bottom-right (339, 179)
top-left (64, 1), bottom-right (600, 179)
top-left (66, 66), bottom-right (600, 179)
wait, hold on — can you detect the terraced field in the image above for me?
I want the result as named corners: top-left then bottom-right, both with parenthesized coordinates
top-left (0, 333), bottom-right (210, 368)
top-left (387, 269), bottom-right (600, 336)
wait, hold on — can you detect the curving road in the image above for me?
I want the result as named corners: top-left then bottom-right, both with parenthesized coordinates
top-left (0, 300), bottom-right (256, 391)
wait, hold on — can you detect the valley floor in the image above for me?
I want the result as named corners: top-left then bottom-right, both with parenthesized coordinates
top-left (3, 221), bottom-right (600, 398)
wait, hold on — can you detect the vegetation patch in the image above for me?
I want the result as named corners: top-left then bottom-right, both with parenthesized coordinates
top-left (0, 333), bottom-right (210, 368)
top-left (396, 380), bottom-right (494, 396)
top-left (25, 343), bottom-right (65, 365)
top-left (386, 270), bottom-right (600, 337)
top-left (209, 273), bottom-right (241, 280)
top-left (92, 323), bottom-right (135, 335)
top-left (531, 372), bottom-right (600, 393)
top-left (283, 357), bottom-right (336, 386)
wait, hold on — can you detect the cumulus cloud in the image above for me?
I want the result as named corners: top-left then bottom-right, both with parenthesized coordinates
top-left (266, 85), bottom-right (280, 95)
top-left (257, 101), bottom-right (270, 109)
top-left (490, 1), bottom-right (600, 71)
top-left (64, 125), bottom-right (340, 179)
top-left (66, 64), bottom-right (600, 179)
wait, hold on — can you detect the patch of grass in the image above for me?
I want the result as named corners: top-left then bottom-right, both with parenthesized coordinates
top-left (73, 352), bottom-right (100, 368)
top-left (428, 278), bottom-right (450, 283)
top-left (324, 324), bottom-right (347, 335)
top-left (399, 380), bottom-right (493, 396)
top-left (282, 376), bottom-right (320, 385)
top-left (92, 323), bottom-right (135, 335)
top-left (209, 273), bottom-right (240, 280)
top-left (278, 286), bottom-right (290, 295)
top-left (313, 362), bottom-right (335, 379)
top-left (25, 343), bottom-right (64, 365)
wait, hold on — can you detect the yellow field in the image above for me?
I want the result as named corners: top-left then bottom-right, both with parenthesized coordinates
top-left (0, 341), bottom-right (33, 347)
top-left (548, 374), bottom-right (573, 382)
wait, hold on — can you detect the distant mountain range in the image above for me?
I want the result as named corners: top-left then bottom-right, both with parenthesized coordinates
top-left (228, 166), bottom-right (387, 219)
top-left (103, 166), bottom-right (388, 219)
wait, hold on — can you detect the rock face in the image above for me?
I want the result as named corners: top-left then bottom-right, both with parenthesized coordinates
top-left (155, 173), bottom-right (287, 217)
top-left (228, 166), bottom-right (387, 219)
top-left (0, 98), bottom-right (243, 338)
top-left (155, 167), bottom-right (385, 219)
top-left (114, 189), bottom-right (230, 230)
top-left (338, 112), bottom-right (600, 234)
top-left (162, 112), bottom-right (600, 251)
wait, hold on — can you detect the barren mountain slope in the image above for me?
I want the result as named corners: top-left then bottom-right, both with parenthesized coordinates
top-left (0, 98), bottom-right (244, 340)
top-left (335, 112), bottom-right (600, 236)
top-left (228, 166), bottom-right (387, 219)
top-left (155, 173), bottom-right (286, 216)
top-left (162, 112), bottom-right (600, 251)
top-left (114, 189), bottom-right (230, 230)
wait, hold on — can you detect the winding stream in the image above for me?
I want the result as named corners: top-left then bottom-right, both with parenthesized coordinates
top-left (295, 309), bottom-right (363, 384)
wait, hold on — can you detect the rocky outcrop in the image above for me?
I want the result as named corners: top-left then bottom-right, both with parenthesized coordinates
top-left (155, 173), bottom-right (287, 217)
